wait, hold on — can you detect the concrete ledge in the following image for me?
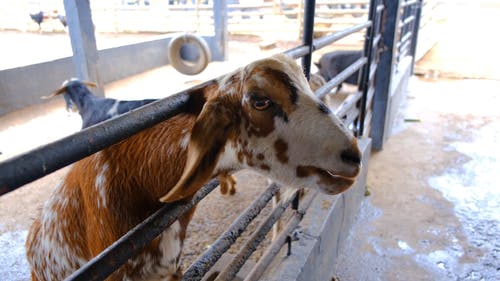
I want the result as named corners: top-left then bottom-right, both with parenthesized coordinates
top-left (261, 137), bottom-right (371, 281)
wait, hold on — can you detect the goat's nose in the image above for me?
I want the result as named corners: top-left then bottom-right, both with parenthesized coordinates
top-left (340, 148), bottom-right (361, 166)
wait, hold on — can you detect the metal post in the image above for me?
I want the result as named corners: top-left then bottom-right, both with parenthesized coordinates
top-left (370, 0), bottom-right (402, 150)
top-left (409, 0), bottom-right (423, 74)
top-left (64, 0), bottom-right (104, 96)
top-left (213, 0), bottom-right (228, 61)
top-left (300, 0), bottom-right (316, 80)
top-left (358, 0), bottom-right (378, 137)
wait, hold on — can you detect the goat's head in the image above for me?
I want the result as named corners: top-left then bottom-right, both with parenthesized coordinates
top-left (160, 54), bottom-right (361, 203)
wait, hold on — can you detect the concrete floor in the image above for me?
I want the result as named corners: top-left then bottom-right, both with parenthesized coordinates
top-left (333, 77), bottom-right (500, 281)
top-left (333, 1), bottom-right (500, 280)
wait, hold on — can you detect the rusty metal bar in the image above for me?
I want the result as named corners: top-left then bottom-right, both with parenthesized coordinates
top-left (64, 178), bottom-right (220, 281)
top-left (243, 190), bottom-right (318, 281)
top-left (213, 189), bottom-right (300, 281)
top-left (0, 83), bottom-right (207, 195)
top-left (182, 182), bottom-right (281, 280)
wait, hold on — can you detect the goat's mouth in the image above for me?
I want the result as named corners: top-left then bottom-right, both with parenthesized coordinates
top-left (296, 165), bottom-right (359, 194)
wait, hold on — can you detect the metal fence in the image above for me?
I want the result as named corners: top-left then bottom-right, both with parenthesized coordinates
top-left (0, 0), bottom-right (421, 280)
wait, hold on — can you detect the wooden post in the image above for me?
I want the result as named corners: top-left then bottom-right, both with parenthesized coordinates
top-left (64, 0), bottom-right (104, 96)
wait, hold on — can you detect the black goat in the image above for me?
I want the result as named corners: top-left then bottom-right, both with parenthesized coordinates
top-left (315, 50), bottom-right (363, 91)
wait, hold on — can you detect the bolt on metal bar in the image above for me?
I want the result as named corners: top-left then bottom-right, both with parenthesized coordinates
top-left (182, 182), bottom-right (281, 281)
top-left (64, 178), bottom-right (220, 281)
top-left (213, 189), bottom-right (299, 281)
top-left (315, 57), bottom-right (368, 99)
top-left (243, 190), bottom-right (318, 281)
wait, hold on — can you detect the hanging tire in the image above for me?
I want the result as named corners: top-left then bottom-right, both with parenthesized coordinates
top-left (168, 33), bottom-right (211, 75)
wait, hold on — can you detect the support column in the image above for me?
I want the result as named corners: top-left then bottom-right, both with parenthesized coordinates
top-left (213, 0), bottom-right (228, 61)
top-left (370, 0), bottom-right (402, 150)
top-left (64, 0), bottom-right (104, 96)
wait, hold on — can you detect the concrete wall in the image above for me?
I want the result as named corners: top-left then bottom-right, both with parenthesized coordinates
top-left (0, 35), bottom-right (219, 116)
top-left (262, 137), bottom-right (371, 281)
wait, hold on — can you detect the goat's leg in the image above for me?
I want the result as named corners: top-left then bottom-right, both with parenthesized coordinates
top-left (218, 173), bottom-right (236, 195)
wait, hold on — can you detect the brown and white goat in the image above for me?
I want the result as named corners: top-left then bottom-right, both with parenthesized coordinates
top-left (26, 54), bottom-right (361, 281)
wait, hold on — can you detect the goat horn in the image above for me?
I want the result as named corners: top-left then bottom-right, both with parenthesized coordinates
top-left (41, 81), bottom-right (97, 99)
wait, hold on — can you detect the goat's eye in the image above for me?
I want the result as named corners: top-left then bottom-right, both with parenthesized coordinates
top-left (252, 98), bottom-right (272, 111)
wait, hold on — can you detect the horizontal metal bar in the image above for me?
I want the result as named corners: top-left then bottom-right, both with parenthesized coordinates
top-left (182, 182), bottom-right (281, 281)
top-left (399, 15), bottom-right (415, 28)
top-left (285, 21), bottom-right (372, 60)
top-left (65, 178), bottom-right (220, 281)
top-left (334, 91), bottom-right (363, 118)
top-left (0, 91), bottom-right (194, 195)
top-left (315, 57), bottom-right (367, 99)
top-left (313, 21), bottom-right (372, 50)
top-left (344, 108), bottom-right (360, 127)
top-left (284, 45), bottom-right (311, 60)
top-left (243, 190), bottom-right (318, 281)
top-left (397, 31), bottom-right (413, 48)
top-left (214, 189), bottom-right (299, 281)
top-left (401, 0), bottom-right (418, 8)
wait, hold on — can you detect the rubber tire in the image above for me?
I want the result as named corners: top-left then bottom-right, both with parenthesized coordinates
top-left (167, 33), bottom-right (211, 75)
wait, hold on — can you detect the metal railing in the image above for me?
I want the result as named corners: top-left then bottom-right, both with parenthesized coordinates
top-left (0, 0), bottom-right (412, 280)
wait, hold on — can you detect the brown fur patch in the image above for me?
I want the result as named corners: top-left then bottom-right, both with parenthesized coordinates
top-left (260, 164), bottom-right (271, 171)
top-left (274, 138), bottom-right (289, 163)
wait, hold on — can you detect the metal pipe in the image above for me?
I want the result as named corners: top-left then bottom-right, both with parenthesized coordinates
top-left (335, 91), bottom-right (363, 118)
top-left (313, 21), bottom-right (371, 50)
top-left (401, 0), bottom-right (418, 8)
top-left (64, 178), bottom-right (220, 281)
top-left (283, 45), bottom-right (310, 59)
top-left (243, 190), bottom-right (318, 281)
top-left (358, 0), bottom-right (380, 137)
top-left (315, 57), bottom-right (367, 99)
top-left (213, 189), bottom-right (299, 281)
top-left (182, 183), bottom-right (281, 281)
top-left (0, 90), bottom-right (193, 195)
top-left (300, 0), bottom-right (316, 79)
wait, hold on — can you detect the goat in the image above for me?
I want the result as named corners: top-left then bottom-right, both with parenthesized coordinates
top-left (315, 50), bottom-right (363, 91)
top-left (46, 79), bottom-right (237, 195)
top-left (45, 79), bottom-right (157, 129)
top-left (26, 54), bottom-right (361, 281)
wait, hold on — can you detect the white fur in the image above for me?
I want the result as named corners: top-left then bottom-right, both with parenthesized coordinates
top-left (106, 101), bottom-right (120, 117)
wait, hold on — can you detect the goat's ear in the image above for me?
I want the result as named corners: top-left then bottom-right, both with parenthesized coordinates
top-left (159, 99), bottom-right (234, 203)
